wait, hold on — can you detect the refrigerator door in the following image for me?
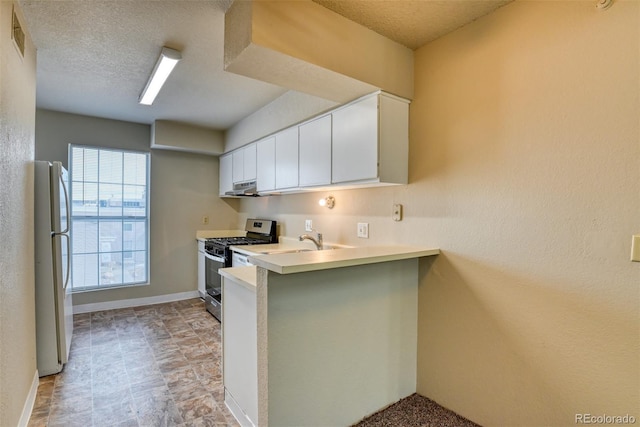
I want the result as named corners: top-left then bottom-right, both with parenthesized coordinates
top-left (50, 162), bottom-right (73, 364)
top-left (35, 161), bottom-right (73, 376)
top-left (35, 161), bottom-right (61, 375)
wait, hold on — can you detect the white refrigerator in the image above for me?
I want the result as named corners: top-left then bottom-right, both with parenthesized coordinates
top-left (34, 160), bottom-right (74, 376)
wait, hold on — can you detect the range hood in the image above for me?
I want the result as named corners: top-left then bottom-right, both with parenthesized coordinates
top-left (225, 181), bottom-right (260, 197)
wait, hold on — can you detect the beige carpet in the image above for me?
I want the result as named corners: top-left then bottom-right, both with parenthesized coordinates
top-left (354, 393), bottom-right (479, 427)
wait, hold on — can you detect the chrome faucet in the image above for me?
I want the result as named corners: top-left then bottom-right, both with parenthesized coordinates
top-left (299, 232), bottom-right (323, 250)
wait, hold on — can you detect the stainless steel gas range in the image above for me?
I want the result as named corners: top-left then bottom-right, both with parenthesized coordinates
top-left (203, 219), bottom-right (277, 321)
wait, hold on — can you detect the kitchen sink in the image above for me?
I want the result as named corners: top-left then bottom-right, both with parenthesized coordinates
top-left (265, 248), bottom-right (313, 254)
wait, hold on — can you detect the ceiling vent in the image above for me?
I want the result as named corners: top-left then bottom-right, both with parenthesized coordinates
top-left (12, 7), bottom-right (25, 57)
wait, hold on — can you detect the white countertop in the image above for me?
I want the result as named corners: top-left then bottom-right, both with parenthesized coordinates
top-left (230, 243), bottom-right (311, 256)
top-left (249, 245), bottom-right (439, 275)
top-left (230, 236), bottom-right (353, 256)
top-left (219, 266), bottom-right (257, 289)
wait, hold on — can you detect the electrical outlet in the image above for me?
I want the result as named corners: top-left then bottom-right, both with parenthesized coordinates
top-left (392, 204), bottom-right (403, 221)
top-left (631, 235), bottom-right (640, 262)
top-left (202, 216), bottom-right (209, 225)
top-left (357, 222), bottom-right (369, 238)
top-left (305, 219), bottom-right (313, 232)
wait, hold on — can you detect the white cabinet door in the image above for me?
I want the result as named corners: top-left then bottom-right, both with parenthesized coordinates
top-left (257, 136), bottom-right (276, 192)
top-left (232, 150), bottom-right (244, 183)
top-left (275, 127), bottom-right (299, 190)
top-left (299, 115), bottom-right (332, 187)
top-left (219, 153), bottom-right (233, 196)
top-left (243, 143), bottom-right (257, 181)
top-left (223, 277), bottom-right (258, 426)
top-left (332, 95), bottom-right (378, 183)
top-left (232, 143), bottom-right (257, 183)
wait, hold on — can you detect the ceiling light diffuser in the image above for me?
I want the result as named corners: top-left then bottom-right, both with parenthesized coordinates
top-left (139, 47), bottom-right (182, 106)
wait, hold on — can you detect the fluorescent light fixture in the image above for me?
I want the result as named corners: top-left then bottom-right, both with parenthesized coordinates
top-left (139, 47), bottom-right (182, 106)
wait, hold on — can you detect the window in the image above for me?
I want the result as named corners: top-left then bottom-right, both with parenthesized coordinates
top-left (69, 146), bottom-right (149, 291)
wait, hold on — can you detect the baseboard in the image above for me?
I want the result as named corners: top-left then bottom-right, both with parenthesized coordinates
top-left (18, 370), bottom-right (39, 427)
top-left (73, 291), bottom-right (201, 314)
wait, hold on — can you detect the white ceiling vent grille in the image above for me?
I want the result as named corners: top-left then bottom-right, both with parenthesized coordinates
top-left (12, 7), bottom-right (25, 58)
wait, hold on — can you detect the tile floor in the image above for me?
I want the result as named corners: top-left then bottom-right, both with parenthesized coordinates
top-left (28, 298), bottom-right (239, 427)
top-left (28, 298), bottom-right (477, 427)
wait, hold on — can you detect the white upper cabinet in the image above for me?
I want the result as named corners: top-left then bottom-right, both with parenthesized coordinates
top-left (243, 143), bottom-right (257, 181)
top-left (332, 93), bottom-right (408, 185)
top-left (232, 143), bottom-right (257, 183)
top-left (232, 149), bottom-right (243, 183)
top-left (332, 95), bottom-right (378, 183)
top-left (299, 114), bottom-right (332, 187)
top-left (275, 127), bottom-right (299, 190)
top-left (219, 91), bottom-right (409, 197)
top-left (256, 136), bottom-right (276, 192)
top-left (219, 153), bottom-right (233, 197)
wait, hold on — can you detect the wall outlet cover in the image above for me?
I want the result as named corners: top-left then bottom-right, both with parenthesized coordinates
top-left (305, 219), bottom-right (313, 232)
top-left (392, 204), bottom-right (403, 221)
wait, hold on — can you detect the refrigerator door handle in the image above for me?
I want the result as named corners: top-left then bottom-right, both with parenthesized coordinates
top-left (59, 171), bottom-right (71, 234)
top-left (61, 233), bottom-right (71, 290)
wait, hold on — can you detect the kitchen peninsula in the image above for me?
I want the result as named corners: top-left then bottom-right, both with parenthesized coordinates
top-left (219, 245), bottom-right (439, 427)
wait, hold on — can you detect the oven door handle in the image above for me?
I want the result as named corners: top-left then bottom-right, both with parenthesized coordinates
top-left (204, 252), bottom-right (225, 263)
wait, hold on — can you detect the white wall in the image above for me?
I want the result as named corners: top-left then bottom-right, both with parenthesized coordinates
top-left (0, 2), bottom-right (38, 425)
top-left (35, 110), bottom-right (239, 306)
top-left (236, 1), bottom-right (639, 425)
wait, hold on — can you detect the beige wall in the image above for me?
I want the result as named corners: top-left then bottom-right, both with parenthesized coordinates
top-left (238, 1), bottom-right (639, 425)
top-left (35, 110), bottom-right (239, 306)
top-left (0, 2), bottom-right (38, 425)
top-left (413, 1), bottom-right (638, 424)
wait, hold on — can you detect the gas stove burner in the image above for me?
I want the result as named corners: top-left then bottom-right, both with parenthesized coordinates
top-left (205, 236), bottom-right (267, 249)
top-left (210, 237), bottom-right (266, 246)
top-left (203, 219), bottom-right (277, 262)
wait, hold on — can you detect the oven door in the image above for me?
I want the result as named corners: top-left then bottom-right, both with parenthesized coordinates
top-left (204, 252), bottom-right (225, 321)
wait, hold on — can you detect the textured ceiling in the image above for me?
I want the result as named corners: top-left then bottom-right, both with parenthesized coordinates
top-left (18, 0), bottom-right (287, 129)
top-left (19, 0), bottom-right (513, 130)
top-left (313, 0), bottom-right (513, 50)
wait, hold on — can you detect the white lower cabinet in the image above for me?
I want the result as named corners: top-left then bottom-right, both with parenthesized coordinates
top-left (223, 276), bottom-right (258, 427)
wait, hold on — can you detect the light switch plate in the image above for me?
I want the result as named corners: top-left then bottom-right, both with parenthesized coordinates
top-left (357, 222), bottom-right (369, 238)
top-left (305, 219), bottom-right (313, 232)
top-left (631, 235), bottom-right (640, 262)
